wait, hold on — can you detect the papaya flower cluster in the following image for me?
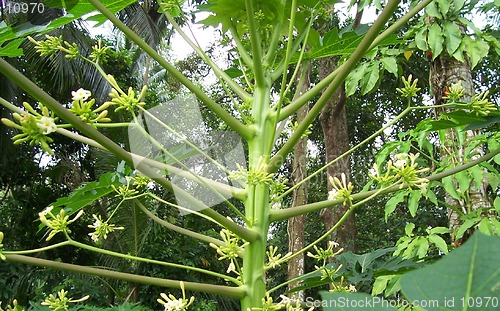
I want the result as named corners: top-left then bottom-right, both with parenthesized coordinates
top-left (209, 229), bottom-right (248, 276)
top-left (327, 173), bottom-right (354, 205)
top-left (370, 152), bottom-right (429, 190)
top-left (470, 91), bottom-right (497, 116)
top-left (257, 294), bottom-right (314, 311)
top-left (229, 156), bottom-right (274, 186)
top-left (70, 88), bottom-right (111, 125)
top-left (28, 35), bottom-right (79, 59)
top-left (442, 81), bottom-right (465, 102)
top-left (0, 299), bottom-right (24, 311)
top-left (157, 282), bottom-right (194, 311)
top-left (396, 75), bottom-right (421, 98)
top-left (88, 214), bottom-right (124, 244)
top-left (41, 289), bottom-right (89, 311)
top-left (104, 75), bottom-right (147, 113)
top-left (265, 245), bottom-right (291, 269)
top-left (39, 206), bottom-right (84, 241)
top-left (307, 241), bottom-right (343, 267)
top-left (1, 102), bottom-right (58, 154)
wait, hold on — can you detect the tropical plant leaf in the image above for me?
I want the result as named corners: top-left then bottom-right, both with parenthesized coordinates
top-left (385, 190), bottom-right (409, 221)
top-left (428, 23), bottom-right (443, 59)
top-left (400, 232), bottom-right (500, 310)
top-left (0, 37), bottom-right (25, 57)
top-left (0, 0), bottom-right (137, 56)
top-left (38, 171), bottom-right (121, 231)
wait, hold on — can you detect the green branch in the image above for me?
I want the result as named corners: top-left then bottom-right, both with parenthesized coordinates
top-left (0, 58), bottom-right (256, 242)
top-left (268, 0), bottom-right (402, 172)
top-left (277, 0), bottom-right (432, 122)
top-left (163, 13), bottom-right (251, 102)
top-left (274, 106), bottom-right (412, 200)
top-left (270, 148), bottom-right (500, 221)
top-left (87, 0), bottom-right (253, 140)
top-left (245, 0), bottom-right (265, 88)
top-left (229, 23), bottom-right (254, 69)
top-left (4, 254), bottom-right (245, 298)
top-left (67, 239), bottom-right (241, 285)
top-left (135, 200), bottom-right (225, 247)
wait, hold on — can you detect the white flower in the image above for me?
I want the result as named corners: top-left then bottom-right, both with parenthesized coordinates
top-left (393, 153), bottom-right (409, 169)
top-left (72, 88), bottom-right (92, 101)
top-left (271, 201), bottom-right (282, 210)
top-left (327, 189), bottom-right (338, 201)
top-left (40, 205), bottom-right (54, 216)
top-left (349, 284), bottom-right (357, 292)
top-left (36, 116), bottom-right (57, 134)
top-left (157, 283), bottom-right (194, 311)
top-left (88, 214), bottom-right (124, 242)
top-left (227, 261), bottom-right (236, 274)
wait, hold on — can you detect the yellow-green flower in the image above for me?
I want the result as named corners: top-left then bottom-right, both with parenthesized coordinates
top-left (39, 206), bottom-right (84, 241)
top-left (41, 289), bottom-right (89, 311)
top-left (157, 282), bottom-right (194, 311)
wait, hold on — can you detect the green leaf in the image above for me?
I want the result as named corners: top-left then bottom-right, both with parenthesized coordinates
top-left (405, 223), bottom-right (415, 236)
top-left (0, 0), bottom-right (137, 54)
top-left (0, 37), bottom-right (25, 57)
top-left (375, 141), bottom-right (400, 168)
top-left (425, 188), bottom-right (438, 206)
top-left (416, 237), bottom-right (429, 258)
top-left (320, 292), bottom-right (398, 310)
top-left (442, 176), bottom-right (461, 200)
top-left (428, 23), bottom-right (444, 59)
top-left (400, 232), bottom-right (500, 310)
top-left (455, 219), bottom-right (478, 240)
top-left (444, 110), bottom-right (486, 126)
top-left (466, 37), bottom-right (490, 69)
top-left (372, 275), bottom-right (392, 295)
top-left (408, 191), bottom-right (422, 217)
top-left (345, 63), bottom-right (368, 96)
top-left (360, 61), bottom-right (380, 95)
top-left (437, 0), bottom-right (451, 15)
top-left (415, 27), bottom-right (428, 51)
top-left (495, 197), bottom-right (500, 213)
top-left (469, 165), bottom-right (483, 190)
top-left (298, 29), bottom-right (398, 62)
top-left (427, 234), bottom-right (449, 254)
top-left (425, 1), bottom-right (442, 18)
top-left (477, 218), bottom-right (496, 236)
top-left (380, 57), bottom-right (398, 77)
top-left (428, 227), bottom-right (451, 235)
top-left (385, 190), bottom-right (409, 221)
top-left (38, 172), bottom-right (121, 232)
top-left (443, 21), bottom-right (462, 55)
top-left (452, 0), bottom-right (466, 13)
top-left (455, 170), bottom-right (470, 194)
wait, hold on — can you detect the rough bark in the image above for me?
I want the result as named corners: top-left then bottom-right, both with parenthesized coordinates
top-left (429, 24), bottom-right (491, 245)
top-left (318, 57), bottom-right (356, 252)
top-left (286, 65), bottom-right (310, 299)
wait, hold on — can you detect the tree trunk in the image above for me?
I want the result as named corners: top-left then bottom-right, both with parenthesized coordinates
top-left (429, 24), bottom-right (490, 245)
top-left (318, 57), bottom-right (356, 252)
top-left (287, 65), bottom-right (310, 299)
